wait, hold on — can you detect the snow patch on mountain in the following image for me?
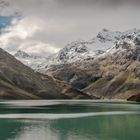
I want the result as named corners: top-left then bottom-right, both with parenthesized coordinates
top-left (14, 50), bottom-right (47, 70)
top-left (96, 29), bottom-right (122, 42)
top-left (51, 40), bottom-right (97, 63)
top-left (15, 50), bottom-right (31, 58)
top-left (107, 28), bottom-right (140, 55)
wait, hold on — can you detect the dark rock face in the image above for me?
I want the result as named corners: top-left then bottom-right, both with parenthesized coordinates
top-left (0, 48), bottom-right (92, 99)
top-left (127, 94), bottom-right (140, 102)
top-left (49, 61), bottom-right (102, 90)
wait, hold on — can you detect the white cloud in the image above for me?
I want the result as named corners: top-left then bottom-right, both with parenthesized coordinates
top-left (19, 41), bottom-right (59, 55)
top-left (5, 18), bottom-right (39, 39)
top-left (0, 17), bottom-right (60, 55)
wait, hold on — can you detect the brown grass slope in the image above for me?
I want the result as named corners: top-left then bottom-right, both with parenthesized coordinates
top-left (0, 48), bottom-right (91, 99)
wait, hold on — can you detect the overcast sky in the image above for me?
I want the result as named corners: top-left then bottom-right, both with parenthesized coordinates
top-left (0, 0), bottom-right (140, 55)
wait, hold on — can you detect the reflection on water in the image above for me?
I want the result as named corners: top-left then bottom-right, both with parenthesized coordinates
top-left (0, 100), bottom-right (139, 140)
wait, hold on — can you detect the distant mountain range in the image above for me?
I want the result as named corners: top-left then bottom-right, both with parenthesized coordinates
top-left (15, 28), bottom-right (140, 71)
top-left (15, 28), bottom-right (120, 72)
top-left (1, 28), bottom-right (140, 101)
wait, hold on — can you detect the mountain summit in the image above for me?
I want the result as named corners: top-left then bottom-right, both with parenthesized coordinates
top-left (15, 50), bottom-right (31, 58)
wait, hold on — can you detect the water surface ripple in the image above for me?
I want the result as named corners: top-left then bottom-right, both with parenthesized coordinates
top-left (0, 100), bottom-right (139, 140)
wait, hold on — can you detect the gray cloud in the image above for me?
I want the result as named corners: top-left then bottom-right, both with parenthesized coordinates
top-left (0, 0), bottom-right (140, 55)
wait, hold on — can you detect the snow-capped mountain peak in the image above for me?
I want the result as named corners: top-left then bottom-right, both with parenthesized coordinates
top-left (14, 50), bottom-right (47, 71)
top-left (14, 28), bottom-right (140, 73)
top-left (57, 40), bottom-right (90, 63)
top-left (107, 29), bottom-right (140, 55)
top-left (15, 50), bottom-right (31, 58)
top-left (96, 28), bottom-right (122, 42)
top-left (123, 28), bottom-right (140, 37)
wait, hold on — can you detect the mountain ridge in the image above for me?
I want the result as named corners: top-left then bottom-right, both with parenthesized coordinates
top-left (45, 28), bottom-right (140, 101)
top-left (0, 48), bottom-right (92, 99)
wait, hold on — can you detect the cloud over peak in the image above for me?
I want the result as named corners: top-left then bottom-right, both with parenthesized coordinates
top-left (0, 0), bottom-right (140, 56)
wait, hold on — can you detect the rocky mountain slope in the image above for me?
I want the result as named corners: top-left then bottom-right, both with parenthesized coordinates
top-left (0, 48), bottom-right (92, 99)
top-left (46, 29), bottom-right (140, 101)
top-left (12, 28), bottom-right (140, 101)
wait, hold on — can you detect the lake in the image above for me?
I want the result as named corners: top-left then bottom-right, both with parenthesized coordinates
top-left (0, 100), bottom-right (139, 140)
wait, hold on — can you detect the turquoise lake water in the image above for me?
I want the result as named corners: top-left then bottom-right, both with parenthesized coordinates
top-left (0, 100), bottom-right (139, 140)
